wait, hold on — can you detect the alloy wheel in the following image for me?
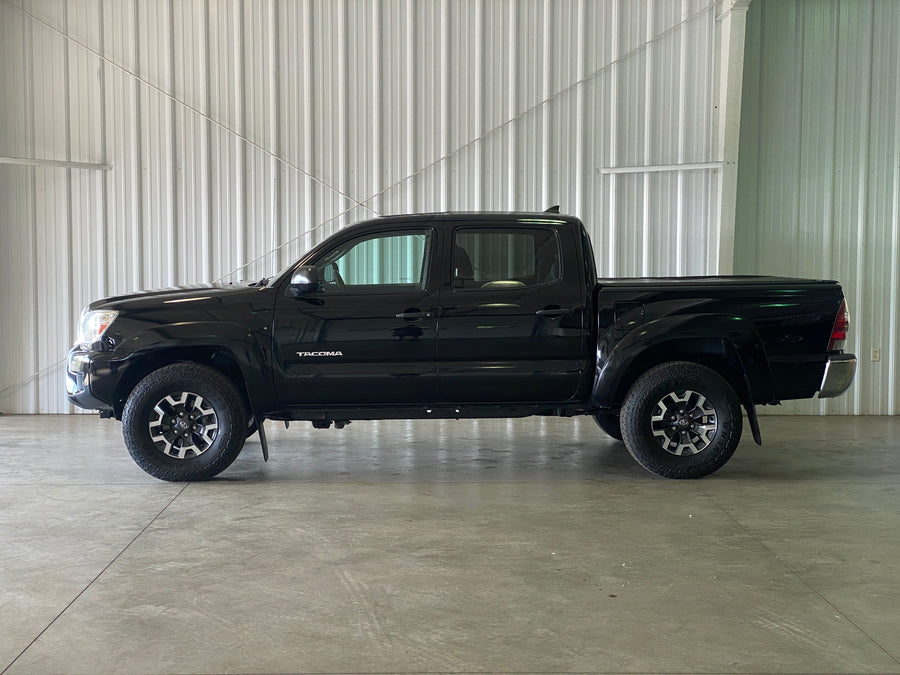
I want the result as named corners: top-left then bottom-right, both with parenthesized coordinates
top-left (148, 391), bottom-right (219, 459)
top-left (650, 389), bottom-right (718, 456)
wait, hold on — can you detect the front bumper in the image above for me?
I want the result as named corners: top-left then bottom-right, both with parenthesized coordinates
top-left (66, 347), bottom-right (117, 411)
top-left (818, 353), bottom-right (857, 398)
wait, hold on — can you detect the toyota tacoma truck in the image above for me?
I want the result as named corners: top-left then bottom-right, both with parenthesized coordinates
top-left (66, 211), bottom-right (857, 481)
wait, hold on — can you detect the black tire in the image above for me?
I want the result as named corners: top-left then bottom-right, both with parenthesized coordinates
top-left (592, 412), bottom-right (623, 441)
top-left (620, 361), bottom-right (742, 479)
top-left (122, 363), bottom-right (248, 481)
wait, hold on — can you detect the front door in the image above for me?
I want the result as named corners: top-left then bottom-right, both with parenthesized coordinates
top-left (272, 227), bottom-right (439, 405)
top-left (436, 225), bottom-right (587, 403)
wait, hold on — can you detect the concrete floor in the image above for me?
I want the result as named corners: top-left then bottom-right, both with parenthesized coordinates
top-left (0, 414), bottom-right (899, 674)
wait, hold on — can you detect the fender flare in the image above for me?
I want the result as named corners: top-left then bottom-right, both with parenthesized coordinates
top-left (591, 313), bottom-right (771, 444)
top-left (107, 321), bottom-right (275, 416)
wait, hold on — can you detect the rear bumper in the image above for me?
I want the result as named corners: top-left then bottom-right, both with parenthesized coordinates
top-left (818, 353), bottom-right (857, 398)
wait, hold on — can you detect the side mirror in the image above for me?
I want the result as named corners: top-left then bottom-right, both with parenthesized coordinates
top-left (289, 266), bottom-right (320, 296)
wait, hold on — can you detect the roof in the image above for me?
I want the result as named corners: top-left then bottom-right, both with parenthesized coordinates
top-left (347, 211), bottom-right (583, 229)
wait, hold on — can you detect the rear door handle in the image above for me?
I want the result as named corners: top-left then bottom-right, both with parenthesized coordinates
top-left (535, 307), bottom-right (574, 318)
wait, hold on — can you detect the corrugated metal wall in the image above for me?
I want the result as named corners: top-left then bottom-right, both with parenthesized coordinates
top-left (736, 0), bottom-right (900, 415)
top-left (1, 0), bottom-right (725, 414)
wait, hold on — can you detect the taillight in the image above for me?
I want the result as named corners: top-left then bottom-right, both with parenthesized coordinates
top-left (828, 299), bottom-right (849, 351)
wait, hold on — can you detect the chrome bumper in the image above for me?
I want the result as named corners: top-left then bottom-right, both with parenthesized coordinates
top-left (818, 354), bottom-right (857, 398)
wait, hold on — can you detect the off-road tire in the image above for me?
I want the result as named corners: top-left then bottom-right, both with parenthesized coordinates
top-left (592, 412), bottom-right (623, 441)
top-left (620, 361), bottom-right (742, 479)
top-left (122, 363), bottom-right (247, 481)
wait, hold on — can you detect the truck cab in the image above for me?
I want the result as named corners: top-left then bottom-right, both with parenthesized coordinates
top-left (270, 213), bottom-right (593, 411)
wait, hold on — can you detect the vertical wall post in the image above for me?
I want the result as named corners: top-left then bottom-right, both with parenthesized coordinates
top-left (715, 0), bottom-right (750, 274)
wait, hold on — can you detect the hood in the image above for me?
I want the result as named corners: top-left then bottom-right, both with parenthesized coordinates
top-left (89, 283), bottom-right (268, 312)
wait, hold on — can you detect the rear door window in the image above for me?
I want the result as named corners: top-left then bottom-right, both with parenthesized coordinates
top-left (451, 228), bottom-right (561, 289)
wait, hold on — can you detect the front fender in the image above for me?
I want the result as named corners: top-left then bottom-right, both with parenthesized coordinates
top-left (97, 320), bottom-right (274, 415)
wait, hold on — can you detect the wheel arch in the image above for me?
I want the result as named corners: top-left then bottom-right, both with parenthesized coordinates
top-left (111, 346), bottom-right (253, 419)
top-left (615, 338), bottom-right (744, 401)
top-left (592, 314), bottom-right (772, 411)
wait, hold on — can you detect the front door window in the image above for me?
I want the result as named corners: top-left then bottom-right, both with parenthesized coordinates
top-left (316, 230), bottom-right (431, 293)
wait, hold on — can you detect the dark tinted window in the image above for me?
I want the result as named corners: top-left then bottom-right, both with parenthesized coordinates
top-left (452, 228), bottom-right (560, 289)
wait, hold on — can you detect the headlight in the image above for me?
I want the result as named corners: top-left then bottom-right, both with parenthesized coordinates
top-left (75, 309), bottom-right (118, 347)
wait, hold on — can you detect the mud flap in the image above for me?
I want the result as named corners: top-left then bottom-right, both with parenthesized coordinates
top-left (744, 401), bottom-right (762, 445)
top-left (257, 417), bottom-right (269, 461)
top-left (728, 340), bottom-right (764, 446)
top-left (742, 371), bottom-right (763, 446)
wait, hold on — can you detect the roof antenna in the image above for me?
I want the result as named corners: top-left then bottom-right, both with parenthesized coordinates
top-left (544, 205), bottom-right (560, 213)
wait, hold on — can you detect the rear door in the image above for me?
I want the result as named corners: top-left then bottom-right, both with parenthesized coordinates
top-left (436, 223), bottom-right (587, 403)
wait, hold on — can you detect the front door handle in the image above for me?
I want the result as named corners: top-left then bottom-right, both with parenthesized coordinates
top-left (535, 307), bottom-right (574, 318)
top-left (396, 310), bottom-right (433, 320)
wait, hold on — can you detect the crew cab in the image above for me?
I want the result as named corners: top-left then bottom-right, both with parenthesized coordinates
top-left (66, 211), bottom-right (857, 481)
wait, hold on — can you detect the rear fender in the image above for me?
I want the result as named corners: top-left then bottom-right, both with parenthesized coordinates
top-left (591, 314), bottom-right (771, 429)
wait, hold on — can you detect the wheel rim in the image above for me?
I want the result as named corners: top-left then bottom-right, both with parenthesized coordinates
top-left (650, 389), bottom-right (718, 456)
top-left (148, 391), bottom-right (218, 459)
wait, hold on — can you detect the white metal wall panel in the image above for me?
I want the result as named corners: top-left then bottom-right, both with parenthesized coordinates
top-left (1, 0), bottom-right (726, 413)
top-left (736, 0), bottom-right (900, 415)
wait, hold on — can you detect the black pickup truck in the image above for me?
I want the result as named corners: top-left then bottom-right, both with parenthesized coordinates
top-left (67, 212), bottom-right (856, 481)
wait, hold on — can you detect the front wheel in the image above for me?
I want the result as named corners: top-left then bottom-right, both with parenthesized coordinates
top-left (122, 363), bottom-right (248, 481)
top-left (620, 362), bottom-right (742, 479)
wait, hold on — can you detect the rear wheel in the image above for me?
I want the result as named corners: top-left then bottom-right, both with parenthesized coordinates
top-left (620, 361), bottom-right (742, 479)
top-left (122, 363), bottom-right (248, 481)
